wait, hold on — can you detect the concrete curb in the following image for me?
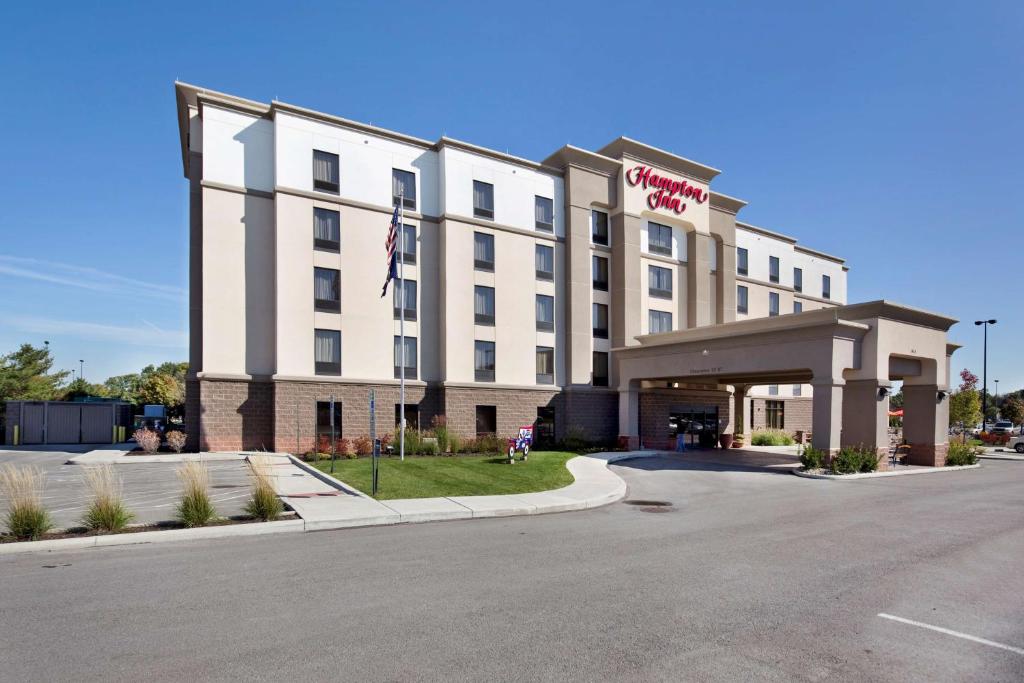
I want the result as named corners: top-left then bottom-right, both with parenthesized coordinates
top-left (68, 451), bottom-right (247, 465)
top-left (0, 520), bottom-right (305, 556)
top-left (792, 463), bottom-right (982, 480)
top-left (978, 453), bottom-right (1024, 461)
top-left (284, 454), bottom-right (371, 498)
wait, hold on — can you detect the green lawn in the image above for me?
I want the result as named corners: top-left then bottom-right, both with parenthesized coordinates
top-left (310, 451), bottom-right (577, 500)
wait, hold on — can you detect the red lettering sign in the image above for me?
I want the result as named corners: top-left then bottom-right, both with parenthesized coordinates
top-left (625, 165), bottom-right (707, 215)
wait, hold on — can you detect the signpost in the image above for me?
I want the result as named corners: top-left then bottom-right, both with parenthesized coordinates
top-left (370, 389), bottom-right (379, 496)
top-left (329, 394), bottom-right (336, 474)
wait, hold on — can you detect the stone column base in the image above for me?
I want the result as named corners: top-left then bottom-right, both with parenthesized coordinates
top-left (906, 443), bottom-right (948, 467)
top-left (619, 435), bottom-right (640, 450)
top-left (872, 447), bottom-right (890, 472)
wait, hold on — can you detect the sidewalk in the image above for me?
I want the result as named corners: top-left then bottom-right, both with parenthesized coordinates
top-left (68, 448), bottom-right (247, 465)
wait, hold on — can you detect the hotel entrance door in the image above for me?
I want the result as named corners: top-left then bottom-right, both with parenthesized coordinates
top-left (669, 405), bottom-right (720, 448)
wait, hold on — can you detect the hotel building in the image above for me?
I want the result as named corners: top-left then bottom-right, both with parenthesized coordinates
top-left (175, 82), bottom-right (955, 466)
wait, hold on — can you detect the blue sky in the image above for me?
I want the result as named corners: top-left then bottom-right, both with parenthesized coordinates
top-left (0, 1), bottom-right (1020, 392)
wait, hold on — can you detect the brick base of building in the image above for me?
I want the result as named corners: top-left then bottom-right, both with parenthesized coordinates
top-left (639, 388), bottom-right (732, 450)
top-left (751, 397), bottom-right (813, 434)
top-left (906, 442), bottom-right (948, 467)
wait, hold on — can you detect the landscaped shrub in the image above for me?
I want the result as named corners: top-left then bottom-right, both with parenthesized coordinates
top-left (335, 437), bottom-right (353, 459)
top-left (447, 434), bottom-right (461, 455)
top-left (561, 425), bottom-right (588, 451)
top-left (945, 442), bottom-right (979, 466)
top-left (829, 446), bottom-right (879, 474)
top-left (134, 428), bottom-right (161, 454)
top-left (166, 431), bottom-right (187, 454)
top-left (81, 465), bottom-right (134, 532)
top-left (799, 446), bottom-right (826, 470)
top-left (244, 455), bottom-right (284, 521)
top-left (474, 435), bottom-right (505, 455)
top-left (0, 465), bottom-right (53, 540)
top-left (353, 436), bottom-right (373, 456)
top-left (175, 461), bottom-right (216, 527)
top-left (750, 429), bottom-right (795, 446)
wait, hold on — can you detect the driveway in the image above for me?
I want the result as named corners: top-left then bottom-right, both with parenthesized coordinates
top-left (0, 449), bottom-right (253, 530)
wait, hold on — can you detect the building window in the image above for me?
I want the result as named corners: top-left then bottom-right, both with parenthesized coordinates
top-left (395, 404), bottom-right (419, 431)
top-left (793, 384), bottom-right (802, 396)
top-left (314, 329), bottom-right (341, 375)
top-left (765, 400), bottom-right (785, 429)
top-left (313, 150), bottom-right (339, 194)
top-left (592, 351), bottom-right (609, 387)
top-left (649, 310), bottom-right (672, 334)
top-left (475, 405), bottom-right (497, 436)
top-left (535, 406), bottom-right (555, 445)
top-left (393, 279), bottom-right (417, 321)
top-left (398, 224), bottom-right (416, 264)
top-left (737, 247), bottom-right (748, 275)
top-left (473, 180), bottom-right (494, 220)
top-left (474, 341), bottom-right (495, 382)
top-left (393, 336), bottom-right (418, 380)
top-left (474, 232), bottom-right (495, 271)
top-left (649, 265), bottom-right (672, 299)
top-left (592, 255), bottom-right (609, 291)
top-left (536, 346), bottom-right (554, 385)
top-left (535, 196), bottom-right (553, 232)
top-left (769, 292), bottom-right (780, 317)
top-left (535, 244), bottom-right (554, 280)
top-left (392, 169), bottom-right (416, 210)
top-left (316, 401), bottom-right (342, 437)
top-left (593, 303), bottom-right (609, 339)
top-left (592, 210), bottom-right (609, 245)
top-left (822, 274), bottom-right (831, 300)
top-left (536, 294), bottom-right (554, 332)
top-left (768, 385), bottom-right (779, 396)
top-left (769, 256), bottom-right (780, 283)
top-left (793, 267), bottom-right (803, 292)
top-left (313, 208), bottom-right (340, 252)
top-left (647, 222), bottom-right (672, 256)
top-left (794, 300), bottom-right (803, 314)
top-left (737, 285), bottom-right (749, 314)
top-left (474, 286), bottom-right (495, 326)
top-left (314, 267), bottom-right (341, 313)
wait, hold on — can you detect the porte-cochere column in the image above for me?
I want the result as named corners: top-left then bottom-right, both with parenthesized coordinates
top-left (902, 384), bottom-right (949, 466)
top-left (841, 379), bottom-right (892, 470)
top-left (810, 379), bottom-right (844, 455)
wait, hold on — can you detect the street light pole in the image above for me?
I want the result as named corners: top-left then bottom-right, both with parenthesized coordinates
top-left (994, 380), bottom-right (1000, 418)
top-left (974, 319), bottom-right (997, 432)
top-left (79, 359), bottom-right (84, 384)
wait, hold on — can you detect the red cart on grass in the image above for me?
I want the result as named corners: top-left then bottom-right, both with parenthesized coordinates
top-left (507, 426), bottom-right (533, 464)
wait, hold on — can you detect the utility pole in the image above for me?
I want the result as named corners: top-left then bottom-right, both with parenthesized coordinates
top-left (974, 319), bottom-right (997, 431)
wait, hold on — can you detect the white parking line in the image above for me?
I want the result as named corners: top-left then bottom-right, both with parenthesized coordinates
top-left (878, 613), bottom-right (1024, 656)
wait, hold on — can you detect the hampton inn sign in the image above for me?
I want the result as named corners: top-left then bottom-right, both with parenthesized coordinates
top-left (625, 164), bottom-right (708, 214)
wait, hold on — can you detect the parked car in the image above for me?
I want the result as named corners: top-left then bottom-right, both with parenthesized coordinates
top-left (992, 421), bottom-right (1014, 435)
top-left (1007, 435), bottom-right (1024, 454)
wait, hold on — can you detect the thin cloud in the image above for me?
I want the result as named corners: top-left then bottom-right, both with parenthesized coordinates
top-left (11, 316), bottom-right (187, 349)
top-left (0, 255), bottom-right (185, 302)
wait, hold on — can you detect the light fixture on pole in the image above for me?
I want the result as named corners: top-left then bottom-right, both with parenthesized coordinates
top-left (79, 359), bottom-right (85, 384)
top-left (974, 319), bottom-right (997, 432)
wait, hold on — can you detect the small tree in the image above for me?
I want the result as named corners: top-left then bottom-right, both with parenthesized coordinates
top-left (1001, 396), bottom-right (1024, 427)
top-left (949, 368), bottom-right (982, 428)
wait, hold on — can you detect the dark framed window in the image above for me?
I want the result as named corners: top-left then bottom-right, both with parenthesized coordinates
top-left (316, 401), bottom-right (342, 437)
top-left (313, 207), bottom-right (340, 252)
top-left (794, 300), bottom-right (803, 314)
top-left (392, 169), bottom-right (416, 210)
top-left (769, 256), bottom-right (780, 283)
top-left (535, 196), bottom-right (553, 232)
top-left (314, 267), bottom-right (341, 312)
top-left (793, 384), bottom-right (802, 396)
top-left (592, 210), bottom-right (609, 245)
top-left (393, 336), bottom-right (418, 380)
top-left (592, 255), bottom-right (609, 291)
top-left (314, 329), bottom-right (341, 375)
top-left (473, 180), bottom-right (494, 219)
top-left (647, 222), bottom-right (672, 256)
top-left (822, 275), bottom-right (831, 300)
top-left (395, 404), bottom-right (419, 431)
top-left (536, 346), bottom-right (554, 385)
top-left (765, 399), bottom-right (785, 429)
top-left (474, 232), bottom-right (495, 271)
top-left (474, 341), bottom-right (495, 382)
top-left (737, 285), bottom-right (749, 314)
top-left (737, 247), bottom-right (748, 276)
top-left (593, 303), bottom-right (609, 339)
top-left (474, 286), bottom-right (495, 326)
top-left (398, 224), bottom-right (416, 264)
top-left (768, 385), bottom-right (779, 396)
top-left (536, 294), bottom-right (554, 332)
top-left (649, 309), bottom-right (672, 334)
top-left (535, 244), bottom-right (554, 280)
top-left (592, 351), bottom-right (609, 387)
top-left (475, 405), bottom-right (497, 436)
top-left (535, 406), bottom-right (555, 445)
top-left (313, 150), bottom-right (339, 194)
top-left (393, 279), bottom-right (417, 321)
top-left (769, 292), bottom-right (780, 317)
top-left (793, 267), bottom-right (803, 292)
top-left (648, 265), bottom-right (672, 299)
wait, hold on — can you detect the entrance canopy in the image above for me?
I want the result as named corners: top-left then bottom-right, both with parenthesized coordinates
top-left (614, 301), bottom-right (959, 465)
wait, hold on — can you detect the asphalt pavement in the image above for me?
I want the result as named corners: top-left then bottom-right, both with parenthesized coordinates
top-left (1, 450), bottom-right (1022, 681)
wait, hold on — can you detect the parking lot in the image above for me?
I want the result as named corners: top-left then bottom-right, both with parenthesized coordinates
top-left (0, 449), bottom-right (253, 530)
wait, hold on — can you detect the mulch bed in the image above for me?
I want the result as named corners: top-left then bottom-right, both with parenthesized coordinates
top-left (0, 513), bottom-right (296, 544)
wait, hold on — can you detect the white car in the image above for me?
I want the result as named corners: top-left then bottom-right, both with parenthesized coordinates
top-left (1008, 435), bottom-right (1024, 454)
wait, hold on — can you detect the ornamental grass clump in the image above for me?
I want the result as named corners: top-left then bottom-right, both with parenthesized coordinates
top-left (750, 429), bottom-right (795, 446)
top-left (244, 455), bottom-right (284, 522)
top-left (175, 461), bottom-right (216, 527)
top-left (82, 465), bottom-right (134, 532)
top-left (0, 465), bottom-right (53, 541)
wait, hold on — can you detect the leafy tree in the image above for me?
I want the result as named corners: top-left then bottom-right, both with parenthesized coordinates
top-left (59, 378), bottom-right (109, 401)
top-left (1001, 396), bottom-right (1024, 426)
top-left (103, 374), bottom-right (142, 403)
top-left (948, 368), bottom-right (981, 428)
top-left (0, 344), bottom-right (70, 401)
top-left (137, 372), bottom-right (184, 416)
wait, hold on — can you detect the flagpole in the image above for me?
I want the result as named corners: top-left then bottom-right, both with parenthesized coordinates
top-left (399, 190), bottom-right (406, 462)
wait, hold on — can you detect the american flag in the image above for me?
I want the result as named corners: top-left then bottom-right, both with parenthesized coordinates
top-left (380, 204), bottom-right (400, 297)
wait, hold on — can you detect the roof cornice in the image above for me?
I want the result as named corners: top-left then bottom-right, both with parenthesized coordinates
top-left (596, 136), bottom-right (720, 182)
top-left (709, 190), bottom-right (747, 215)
